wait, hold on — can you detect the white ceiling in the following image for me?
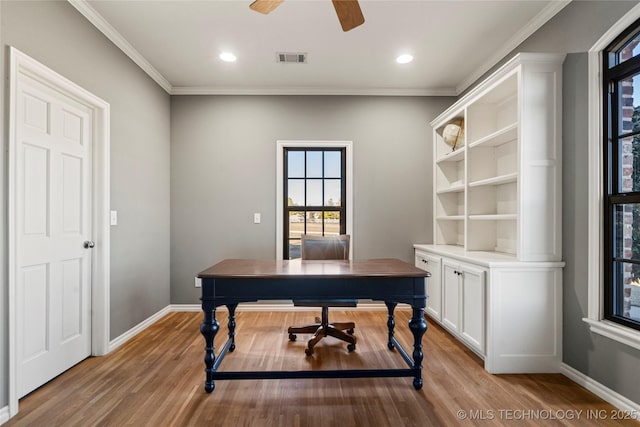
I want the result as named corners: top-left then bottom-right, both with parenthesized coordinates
top-left (72, 0), bottom-right (571, 96)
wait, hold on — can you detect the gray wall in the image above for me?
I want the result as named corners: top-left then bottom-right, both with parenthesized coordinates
top-left (0, 0), bottom-right (171, 410)
top-left (2, 0), bottom-right (640, 417)
top-left (456, 0), bottom-right (640, 405)
top-left (562, 51), bottom-right (640, 405)
top-left (509, 1), bottom-right (640, 404)
top-left (170, 95), bottom-right (453, 303)
top-left (461, 1), bottom-right (639, 96)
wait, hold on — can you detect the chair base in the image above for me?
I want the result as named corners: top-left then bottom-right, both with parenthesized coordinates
top-left (288, 308), bottom-right (356, 356)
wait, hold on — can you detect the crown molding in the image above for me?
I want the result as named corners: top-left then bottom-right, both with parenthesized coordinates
top-left (68, 0), bottom-right (173, 93)
top-left (455, 0), bottom-right (572, 94)
top-left (69, 0), bottom-right (567, 98)
top-left (170, 86), bottom-right (456, 97)
top-left (66, 0), bottom-right (453, 97)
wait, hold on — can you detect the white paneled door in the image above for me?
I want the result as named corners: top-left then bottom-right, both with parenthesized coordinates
top-left (15, 72), bottom-right (93, 398)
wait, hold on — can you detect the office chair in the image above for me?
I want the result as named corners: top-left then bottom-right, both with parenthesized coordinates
top-left (287, 234), bottom-right (357, 356)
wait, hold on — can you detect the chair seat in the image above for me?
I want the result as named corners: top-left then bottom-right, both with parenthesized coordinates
top-left (293, 299), bottom-right (357, 307)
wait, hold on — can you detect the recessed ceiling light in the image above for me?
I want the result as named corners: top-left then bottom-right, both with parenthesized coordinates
top-left (396, 54), bottom-right (413, 64)
top-left (219, 52), bottom-right (237, 62)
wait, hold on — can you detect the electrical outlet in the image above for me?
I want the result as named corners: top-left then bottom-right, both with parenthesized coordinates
top-left (254, 213), bottom-right (261, 224)
top-left (110, 210), bottom-right (118, 226)
top-left (194, 277), bottom-right (202, 288)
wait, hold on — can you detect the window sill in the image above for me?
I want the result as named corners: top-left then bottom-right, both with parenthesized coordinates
top-left (583, 318), bottom-right (640, 351)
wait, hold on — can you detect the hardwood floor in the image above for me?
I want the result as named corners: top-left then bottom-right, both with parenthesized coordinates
top-left (5, 310), bottom-right (639, 426)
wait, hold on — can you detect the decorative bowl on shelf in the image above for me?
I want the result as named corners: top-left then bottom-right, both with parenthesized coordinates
top-left (443, 119), bottom-right (464, 151)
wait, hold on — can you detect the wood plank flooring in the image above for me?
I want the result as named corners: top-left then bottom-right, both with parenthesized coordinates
top-left (5, 310), bottom-right (639, 426)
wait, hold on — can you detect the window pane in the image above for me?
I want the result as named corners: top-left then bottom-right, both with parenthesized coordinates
top-left (288, 179), bottom-right (305, 206)
top-left (288, 239), bottom-right (301, 259)
top-left (324, 179), bottom-right (342, 206)
top-left (306, 179), bottom-right (322, 206)
top-left (307, 151), bottom-right (323, 178)
top-left (617, 136), bottom-right (640, 193)
top-left (288, 151), bottom-right (305, 178)
top-left (617, 33), bottom-right (640, 66)
top-left (324, 151), bottom-right (342, 178)
top-left (324, 212), bottom-right (341, 235)
top-left (289, 211), bottom-right (304, 239)
top-left (618, 74), bottom-right (640, 135)
top-left (614, 204), bottom-right (640, 260)
top-left (613, 261), bottom-right (640, 323)
top-left (305, 211), bottom-right (323, 235)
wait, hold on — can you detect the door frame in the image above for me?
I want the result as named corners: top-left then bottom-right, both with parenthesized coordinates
top-left (7, 47), bottom-right (110, 417)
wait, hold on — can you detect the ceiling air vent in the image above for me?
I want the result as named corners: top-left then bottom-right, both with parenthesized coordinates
top-left (277, 52), bottom-right (307, 64)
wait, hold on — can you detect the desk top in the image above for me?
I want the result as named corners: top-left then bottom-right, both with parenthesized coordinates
top-left (197, 258), bottom-right (429, 279)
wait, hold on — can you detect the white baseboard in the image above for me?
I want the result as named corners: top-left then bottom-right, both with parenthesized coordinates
top-left (108, 305), bottom-right (172, 352)
top-left (561, 363), bottom-right (640, 413)
top-left (170, 302), bottom-right (394, 312)
top-left (106, 302), bottom-right (394, 353)
top-left (101, 303), bottom-right (638, 418)
top-left (8, 305), bottom-right (640, 426)
top-left (170, 304), bottom-right (202, 312)
top-left (0, 406), bottom-right (10, 425)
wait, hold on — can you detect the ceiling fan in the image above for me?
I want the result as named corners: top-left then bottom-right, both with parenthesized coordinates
top-left (249, 0), bottom-right (365, 32)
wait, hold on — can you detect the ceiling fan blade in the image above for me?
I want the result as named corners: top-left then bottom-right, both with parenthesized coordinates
top-left (249, 0), bottom-right (284, 14)
top-left (332, 0), bottom-right (365, 32)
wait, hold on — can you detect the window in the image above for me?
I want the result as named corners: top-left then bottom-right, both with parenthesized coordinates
top-left (283, 147), bottom-right (346, 259)
top-left (585, 6), bottom-right (640, 350)
top-left (603, 18), bottom-right (640, 331)
top-left (276, 141), bottom-right (353, 261)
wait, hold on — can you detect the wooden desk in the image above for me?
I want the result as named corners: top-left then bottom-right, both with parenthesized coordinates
top-left (197, 258), bottom-right (429, 392)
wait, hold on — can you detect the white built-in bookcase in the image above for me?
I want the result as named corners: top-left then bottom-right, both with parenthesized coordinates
top-left (416, 53), bottom-right (565, 373)
top-left (432, 53), bottom-right (564, 262)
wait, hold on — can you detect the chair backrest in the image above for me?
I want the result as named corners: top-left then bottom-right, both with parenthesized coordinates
top-left (300, 234), bottom-right (350, 260)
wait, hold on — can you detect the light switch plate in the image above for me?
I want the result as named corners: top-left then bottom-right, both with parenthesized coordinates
top-left (110, 210), bottom-right (118, 226)
top-left (194, 277), bottom-right (202, 288)
top-left (254, 213), bottom-right (261, 224)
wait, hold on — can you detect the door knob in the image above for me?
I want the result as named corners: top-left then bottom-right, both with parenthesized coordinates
top-left (84, 240), bottom-right (95, 249)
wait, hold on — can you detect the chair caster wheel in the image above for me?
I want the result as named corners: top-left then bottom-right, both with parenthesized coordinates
top-left (289, 333), bottom-right (297, 341)
top-left (347, 328), bottom-right (354, 335)
top-left (347, 343), bottom-right (356, 352)
top-left (305, 347), bottom-right (314, 356)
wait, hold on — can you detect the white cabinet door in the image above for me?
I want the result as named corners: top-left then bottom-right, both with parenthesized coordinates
top-left (441, 257), bottom-right (486, 354)
top-left (460, 263), bottom-right (486, 353)
top-left (415, 252), bottom-right (441, 321)
top-left (413, 245), bottom-right (562, 372)
top-left (442, 259), bottom-right (460, 333)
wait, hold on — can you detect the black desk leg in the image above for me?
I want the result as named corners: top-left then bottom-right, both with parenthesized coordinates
top-left (409, 307), bottom-right (428, 390)
top-left (200, 307), bottom-right (219, 393)
top-left (385, 301), bottom-right (397, 350)
top-left (227, 304), bottom-right (238, 352)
